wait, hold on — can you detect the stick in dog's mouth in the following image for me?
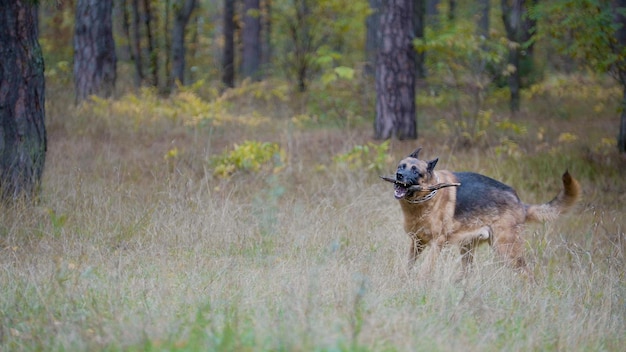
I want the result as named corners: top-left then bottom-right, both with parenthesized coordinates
top-left (379, 175), bottom-right (461, 199)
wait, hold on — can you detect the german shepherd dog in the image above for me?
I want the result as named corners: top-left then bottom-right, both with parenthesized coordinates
top-left (384, 147), bottom-right (581, 279)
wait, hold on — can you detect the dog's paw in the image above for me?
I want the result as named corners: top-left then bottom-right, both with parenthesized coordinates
top-left (478, 226), bottom-right (492, 241)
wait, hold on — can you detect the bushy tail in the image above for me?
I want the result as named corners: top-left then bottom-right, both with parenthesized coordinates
top-left (526, 170), bottom-right (581, 223)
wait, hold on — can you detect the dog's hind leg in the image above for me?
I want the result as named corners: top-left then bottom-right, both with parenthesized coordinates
top-left (491, 226), bottom-right (535, 282)
top-left (457, 226), bottom-right (492, 276)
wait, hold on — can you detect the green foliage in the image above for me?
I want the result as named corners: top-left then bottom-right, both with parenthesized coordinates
top-left (333, 141), bottom-right (391, 173)
top-left (531, 1), bottom-right (626, 80)
top-left (304, 63), bottom-right (373, 128)
top-left (211, 141), bottom-right (286, 178)
top-left (272, 0), bottom-right (370, 91)
top-left (433, 108), bottom-right (528, 151)
top-left (415, 18), bottom-right (511, 143)
top-left (86, 85), bottom-right (276, 132)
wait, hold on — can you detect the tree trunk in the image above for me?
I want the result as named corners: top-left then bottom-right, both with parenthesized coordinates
top-left (415, 0), bottom-right (426, 79)
top-left (0, 0), bottom-right (47, 200)
top-left (131, 0), bottom-right (144, 85)
top-left (618, 55), bottom-right (626, 154)
top-left (142, 0), bottom-right (158, 87)
top-left (477, 0), bottom-right (489, 39)
top-left (262, 0), bottom-right (272, 73)
top-left (615, 0), bottom-right (626, 152)
top-left (164, 0), bottom-right (172, 88)
top-left (74, 0), bottom-right (117, 103)
top-left (448, 0), bottom-right (456, 21)
top-left (121, 0), bottom-right (141, 87)
top-left (374, 0), bottom-right (417, 140)
top-left (242, 0), bottom-right (262, 80)
top-left (291, 0), bottom-right (312, 92)
top-left (501, 0), bottom-right (522, 114)
top-left (222, 0), bottom-right (235, 88)
top-left (426, 0), bottom-right (439, 28)
top-left (365, 0), bottom-right (381, 77)
top-left (171, 0), bottom-right (196, 88)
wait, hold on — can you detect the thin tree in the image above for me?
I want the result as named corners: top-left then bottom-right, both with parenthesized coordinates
top-left (0, 0), bottom-right (47, 200)
top-left (415, 0), bottom-right (426, 79)
top-left (613, 0), bottom-right (626, 152)
top-left (171, 0), bottom-right (197, 88)
top-left (374, 0), bottom-right (417, 140)
top-left (261, 0), bottom-right (272, 73)
top-left (501, 0), bottom-right (535, 113)
top-left (130, 0), bottom-right (144, 86)
top-left (74, 0), bottom-right (117, 103)
top-left (365, 0), bottom-right (381, 77)
top-left (222, 0), bottom-right (235, 88)
top-left (242, 0), bottom-right (262, 80)
top-left (477, 0), bottom-right (489, 39)
top-left (285, 0), bottom-right (314, 92)
top-left (142, 0), bottom-right (158, 87)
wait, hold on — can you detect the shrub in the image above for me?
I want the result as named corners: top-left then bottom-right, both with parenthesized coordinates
top-left (211, 141), bottom-right (286, 178)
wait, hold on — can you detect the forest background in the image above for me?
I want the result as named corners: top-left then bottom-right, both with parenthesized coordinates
top-left (1, 0), bottom-right (625, 351)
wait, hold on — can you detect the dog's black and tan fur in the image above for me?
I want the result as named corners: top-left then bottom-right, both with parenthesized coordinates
top-left (390, 147), bottom-right (581, 279)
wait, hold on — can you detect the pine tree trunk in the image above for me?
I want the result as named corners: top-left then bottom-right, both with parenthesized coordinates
top-left (131, 0), bottom-right (144, 85)
top-left (365, 0), bottom-right (381, 77)
top-left (74, 0), bottom-right (117, 103)
top-left (171, 0), bottom-right (196, 88)
top-left (613, 0), bottom-right (626, 153)
top-left (261, 0), bottom-right (272, 72)
top-left (242, 0), bottom-right (262, 80)
top-left (415, 0), bottom-right (426, 79)
top-left (374, 0), bottom-right (417, 140)
top-left (0, 0), bottom-right (47, 200)
top-left (142, 0), bottom-right (158, 87)
top-left (620, 87), bottom-right (626, 153)
top-left (222, 0), bottom-right (235, 88)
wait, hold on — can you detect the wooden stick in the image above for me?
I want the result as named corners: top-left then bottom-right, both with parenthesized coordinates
top-left (379, 175), bottom-right (461, 192)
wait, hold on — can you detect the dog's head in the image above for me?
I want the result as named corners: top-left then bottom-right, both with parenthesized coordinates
top-left (393, 147), bottom-right (439, 199)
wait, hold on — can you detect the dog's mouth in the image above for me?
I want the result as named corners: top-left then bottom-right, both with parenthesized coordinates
top-left (394, 183), bottom-right (410, 199)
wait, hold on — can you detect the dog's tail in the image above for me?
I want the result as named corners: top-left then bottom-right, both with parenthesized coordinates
top-left (526, 170), bottom-right (581, 223)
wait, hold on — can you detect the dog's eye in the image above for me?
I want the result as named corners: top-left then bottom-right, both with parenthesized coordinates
top-left (411, 166), bottom-right (418, 174)
top-left (398, 163), bottom-right (406, 170)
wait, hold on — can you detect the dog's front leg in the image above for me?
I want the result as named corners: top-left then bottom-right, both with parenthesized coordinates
top-left (407, 234), bottom-right (425, 269)
top-left (419, 235), bottom-right (447, 279)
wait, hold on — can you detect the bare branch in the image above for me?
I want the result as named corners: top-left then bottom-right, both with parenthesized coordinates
top-left (379, 175), bottom-right (461, 192)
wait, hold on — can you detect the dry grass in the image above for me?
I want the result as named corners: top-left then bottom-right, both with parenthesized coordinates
top-left (1, 80), bottom-right (625, 351)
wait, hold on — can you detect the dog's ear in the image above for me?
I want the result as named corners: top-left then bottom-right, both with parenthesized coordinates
top-left (427, 158), bottom-right (439, 173)
top-left (409, 147), bottom-right (422, 159)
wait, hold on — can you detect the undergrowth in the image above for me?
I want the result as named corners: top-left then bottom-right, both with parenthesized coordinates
top-left (2, 74), bottom-right (625, 351)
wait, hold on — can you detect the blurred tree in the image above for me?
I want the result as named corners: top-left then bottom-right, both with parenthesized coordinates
top-left (142, 0), bottom-right (159, 87)
top-left (415, 0), bottom-right (426, 79)
top-left (426, 0), bottom-right (439, 27)
top-left (532, 0), bottom-right (626, 152)
top-left (242, 0), bottom-right (262, 80)
top-left (374, 0), bottom-right (417, 139)
top-left (501, 0), bottom-right (536, 114)
top-left (365, 0), bottom-right (381, 77)
top-left (171, 0), bottom-right (197, 88)
top-left (128, 0), bottom-right (145, 86)
top-left (0, 0), bottom-right (47, 200)
top-left (74, 0), bottom-right (117, 103)
top-left (477, 0), bottom-right (489, 39)
top-left (262, 0), bottom-right (272, 72)
top-left (615, 0), bottom-right (626, 153)
top-left (448, 0), bottom-right (456, 21)
top-left (285, 0), bottom-right (313, 92)
top-left (222, 0), bottom-right (235, 88)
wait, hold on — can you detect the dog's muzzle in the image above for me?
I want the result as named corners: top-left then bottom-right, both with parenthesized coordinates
top-left (394, 182), bottom-right (409, 199)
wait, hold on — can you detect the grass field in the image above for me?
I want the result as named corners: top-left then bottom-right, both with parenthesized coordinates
top-left (1, 77), bottom-right (625, 351)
